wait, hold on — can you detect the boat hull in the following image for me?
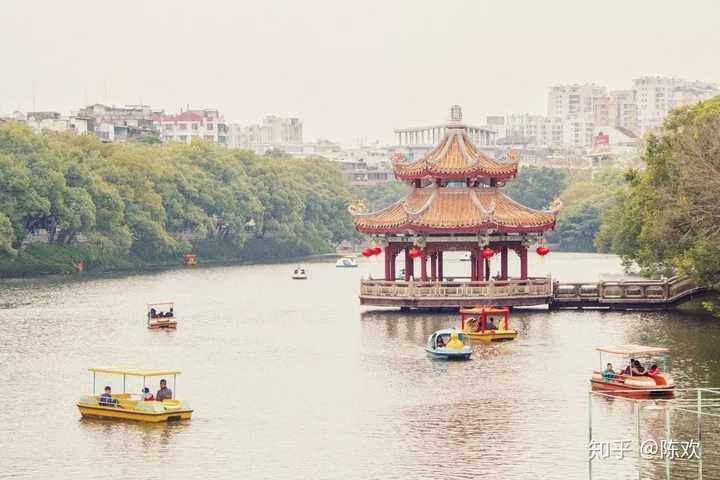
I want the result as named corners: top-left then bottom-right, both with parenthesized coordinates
top-left (147, 318), bottom-right (177, 329)
top-left (77, 404), bottom-right (193, 422)
top-left (425, 346), bottom-right (472, 360)
top-left (464, 330), bottom-right (518, 342)
top-left (590, 377), bottom-right (675, 398)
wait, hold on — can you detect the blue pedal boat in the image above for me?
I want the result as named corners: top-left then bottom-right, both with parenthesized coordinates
top-left (425, 329), bottom-right (473, 360)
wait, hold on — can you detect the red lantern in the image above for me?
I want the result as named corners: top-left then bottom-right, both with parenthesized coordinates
top-left (481, 247), bottom-right (495, 259)
top-left (362, 248), bottom-right (373, 257)
top-left (372, 246), bottom-right (382, 255)
top-left (408, 248), bottom-right (422, 259)
top-left (536, 245), bottom-right (550, 256)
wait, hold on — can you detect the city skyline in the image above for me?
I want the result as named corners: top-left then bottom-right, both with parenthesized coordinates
top-left (3, 0), bottom-right (720, 145)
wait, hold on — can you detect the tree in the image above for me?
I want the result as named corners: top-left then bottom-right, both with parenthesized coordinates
top-left (597, 95), bottom-right (720, 287)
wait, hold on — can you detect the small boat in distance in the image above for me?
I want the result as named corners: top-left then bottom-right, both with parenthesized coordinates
top-left (77, 367), bottom-right (193, 422)
top-left (590, 344), bottom-right (675, 398)
top-left (292, 266), bottom-right (308, 279)
top-left (147, 301), bottom-right (177, 330)
top-left (425, 329), bottom-right (473, 360)
top-left (460, 305), bottom-right (518, 342)
top-left (335, 256), bottom-right (358, 268)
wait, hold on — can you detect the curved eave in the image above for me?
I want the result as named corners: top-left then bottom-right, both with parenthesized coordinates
top-left (354, 220), bottom-right (556, 235)
top-left (393, 168), bottom-right (518, 181)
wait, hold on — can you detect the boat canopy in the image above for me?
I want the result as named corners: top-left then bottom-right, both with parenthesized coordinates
top-left (460, 305), bottom-right (509, 314)
top-left (88, 367), bottom-right (181, 377)
top-left (596, 344), bottom-right (670, 356)
top-left (147, 301), bottom-right (174, 307)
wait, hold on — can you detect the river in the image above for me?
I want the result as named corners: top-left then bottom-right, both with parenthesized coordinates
top-left (1, 252), bottom-right (718, 479)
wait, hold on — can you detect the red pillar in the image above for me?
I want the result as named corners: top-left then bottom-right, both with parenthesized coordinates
top-left (404, 249), bottom-right (411, 281)
top-left (500, 246), bottom-right (508, 280)
top-left (430, 253), bottom-right (437, 281)
top-left (390, 250), bottom-right (396, 280)
top-left (408, 250), bottom-right (415, 280)
top-left (383, 246), bottom-right (391, 280)
top-left (476, 248), bottom-right (484, 281)
top-left (519, 246), bottom-right (528, 280)
top-left (438, 251), bottom-right (444, 281)
top-left (420, 253), bottom-right (428, 281)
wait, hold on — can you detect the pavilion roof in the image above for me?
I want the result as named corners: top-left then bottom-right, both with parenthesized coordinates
top-left (393, 127), bottom-right (518, 180)
top-left (352, 186), bottom-right (556, 234)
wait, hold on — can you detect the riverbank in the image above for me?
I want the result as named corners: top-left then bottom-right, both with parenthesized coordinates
top-left (0, 238), bottom-right (347, 279)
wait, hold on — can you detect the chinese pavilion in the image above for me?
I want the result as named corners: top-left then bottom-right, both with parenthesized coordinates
top-left (351, 106), bottom-right (561, 308)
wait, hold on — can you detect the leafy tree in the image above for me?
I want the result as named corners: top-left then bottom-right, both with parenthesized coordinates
top-left (504, 166), bottom-right (566, 210)
top-left (597, 95), bottom-right (720, 288)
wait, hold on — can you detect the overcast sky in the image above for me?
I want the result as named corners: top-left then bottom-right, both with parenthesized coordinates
top-left (2, 0), bottom-right (719, 146)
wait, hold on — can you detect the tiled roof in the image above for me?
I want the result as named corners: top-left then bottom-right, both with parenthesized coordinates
top-left (394, 128), bottom-right (518, 180)
top-left (352, 186), bottom-right (556, 234)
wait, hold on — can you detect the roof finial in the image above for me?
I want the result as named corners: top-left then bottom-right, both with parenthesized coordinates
top-left (450, 104), bottom-right (462, 124)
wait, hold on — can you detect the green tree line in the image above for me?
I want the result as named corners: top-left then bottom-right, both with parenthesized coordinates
top-left (597, 96), bottom-right (720, 291)
top-left (0, 123), bottom-right (356, 276)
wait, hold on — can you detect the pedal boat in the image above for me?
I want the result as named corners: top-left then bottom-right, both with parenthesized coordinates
top-left (77, 367), bottom-right (193, 422)
top-left (590, 345), bottom-right (675, 398)
top-left (425, 329), bottom-right (473, 360)
top-left (335, 256), bottom-right (358, 268)
top-left (147, 301), bottom-right (177, 329)
top-left (292, 267), bottom-right (308, 279)
top-left (460, 306), bottom-right (518, 342)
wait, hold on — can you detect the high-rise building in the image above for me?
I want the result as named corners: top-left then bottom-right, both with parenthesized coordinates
top-left (228, 116), bottom-right (303, 153)
top-left (633, 76), bottom-right (719, 133)
top-left (547, 84), bottom-right (607, 119)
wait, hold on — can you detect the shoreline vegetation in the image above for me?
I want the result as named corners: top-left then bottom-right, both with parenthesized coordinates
top-left (1, 121), bottom-right (621, 280)
top-left (0, 123), bottom-right (360, 278)
top-left (4, 94), bottom-right (719, 289)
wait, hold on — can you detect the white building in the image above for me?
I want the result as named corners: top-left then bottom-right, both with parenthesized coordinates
top-left (228, 116), bottom-right (303, 154)
top-left (547, 84), bottom-right (607, 120)
top-left (491, 114), bottom-right (564, 148)
top-left (154, 109), bottom-right (228, 145)
top-left (633, 76), bottom-right (719, 133)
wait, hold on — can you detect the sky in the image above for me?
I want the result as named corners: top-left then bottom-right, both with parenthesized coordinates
top-left (2, 0), bottom-right (720, 146)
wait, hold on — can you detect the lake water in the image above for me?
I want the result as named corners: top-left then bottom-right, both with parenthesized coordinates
top-left (1, 252), bottom-right (718, 479)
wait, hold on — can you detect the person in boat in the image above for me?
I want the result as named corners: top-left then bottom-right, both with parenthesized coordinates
top-left (167, 307), bottom-right (174, 318)
top-left (602, 363), bottom-right (616, 381)
top-left (156, 379), bottom-right (173, 401)
top-left (99, 386), bottom-right (118, 407)
top-left (647, 364), bottom-right (659, 377)
top-left (142, 387), bottom-right (155, 401)
top-left (436, 335), bottom-right (447, 348)
top-left (467, 317), bottom-right (480, 332)
top-left (631, 359), bottom-right (646, 376)
top-left (149, 308), bottom-right (157, 319)
top-left (623, 359), bottom-right (635, 375)
top-left (486, 318), bottom-right (498, 330)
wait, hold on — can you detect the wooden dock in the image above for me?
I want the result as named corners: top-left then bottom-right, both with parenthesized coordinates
top-left (359, 276), bottom-right (705, 310)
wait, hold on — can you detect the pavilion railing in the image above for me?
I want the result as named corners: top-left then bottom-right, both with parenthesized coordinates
top-left (360, 277), bottom-right (553, 298)
top-left (552, 276), bottom-right (703, 304)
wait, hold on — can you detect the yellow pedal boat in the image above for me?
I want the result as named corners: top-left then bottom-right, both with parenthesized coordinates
top-left (460, 306), bottom-right (518, 342)
top-left (147, 301), bottom-right (177, 329)
top-left (77, 367), bottom-right (193, 423)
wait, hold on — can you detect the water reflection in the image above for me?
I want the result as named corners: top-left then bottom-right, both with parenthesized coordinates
top-left (1, 255), bottom-right (719, 479)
